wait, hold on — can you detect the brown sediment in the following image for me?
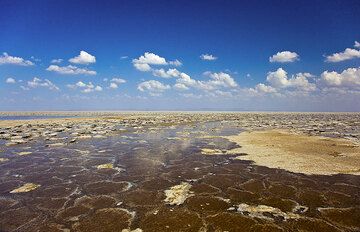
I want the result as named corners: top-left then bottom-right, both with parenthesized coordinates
top-left (206, 212), bottom-right (257, 231)
top-left (286, 218), bottom-right (343, 232)
top-left (318, 207), bottom-right (360, 229)
top-left (140, 207), bottom-right (204, 231)
top-left (72, 208), bottom-right (133, 232)
top-left (84, 181), bottom-right (132, 195)
top-left (222, 129), bottom-right (360, 175)
top-left (0, 207), bottom-right (39, 231)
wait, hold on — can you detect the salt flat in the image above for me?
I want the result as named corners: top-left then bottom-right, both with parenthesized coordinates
top-left (0, 112), bottom-right (359, 231)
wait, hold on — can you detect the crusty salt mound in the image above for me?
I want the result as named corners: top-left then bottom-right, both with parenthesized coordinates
top-left (10, 183), bottom-right (40, 193)
top-left (235, 203), bottom-right (301, 221)
top-left (96, 163), bottom-right (114, 169)
top-left (122, 229), bottom-right (143, 232)
top-left (201, 148), bottom-right (223, 155)
top-left (164, 182), bottom-right (193, 205)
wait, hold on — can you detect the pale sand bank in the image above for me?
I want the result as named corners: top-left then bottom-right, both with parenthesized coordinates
top-left (222, 130), bottom-right (360, 175)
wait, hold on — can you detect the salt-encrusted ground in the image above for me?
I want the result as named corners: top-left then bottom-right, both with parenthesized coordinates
top-left (0, 112), bottom-right (359, 231)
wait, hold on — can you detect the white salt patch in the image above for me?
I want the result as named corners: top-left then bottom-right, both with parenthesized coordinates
top-left (164, 182), bottom-right (193, 206)
top-left (236, 203), bottom-right (301, 221)
top-left (121, 229), bottom-right (142, 232)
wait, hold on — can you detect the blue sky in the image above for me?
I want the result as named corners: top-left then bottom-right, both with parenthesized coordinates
top-left (1, 0), bottom-right (360, 111)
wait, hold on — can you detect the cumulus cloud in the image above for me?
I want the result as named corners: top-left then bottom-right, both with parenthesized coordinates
top-left (325, 48), bottom-right (360, 62)
top-left (203, 71), bottom-right (238, 88)
top-left (269, 51), bottom-right (299, 63)
top-left (27, 77), bottom-right (59, 91)
top-left (51, 58), bottom-right (63, 64)
top-left (355, 41), bottom-right (360, 49)
top-left (108, 78), bottom-right (126, 89)
top-left (0, 52), bottom-right (34, 66)
top-left (134, 63), bottom-right (151, 72)
top-left (169, 59), bottom-right (182, 66)
top-left (111, 78), bottom-right (126, 84)
top-left (67, 81), bottom-right (102, 93)
top-left (266, 68), bottom-right (289, 88)
top-left (20, 85), bottom-right (30, 91)
top-left (132, 52), bottom-right (182, 72)
top-left (69, 51), bottom-right (96, 64)
top-left (5, 77), bottom-right (16, 84)
top-left (266, 68), bottom-right (316, 92)
top-left (152, 68), bottom-right (183, 78)
top-left (132, 52), bottom-right (167, 71)
top-left (109, 82), bottom-right (118, 89)
top-left (173, 83), bottom-right (189, 91)
top-left (46, 65), bottom-right (96, 75)
top-left (213, 90), bottom-right (233, 98)
top-left (249, 83), bottom-right (278, 95)
top-left (200, 54), bottom-right (217, 61)
top-left (137, 80), bottom-right (170, 95)
top-left (320, 67), bottom-right (360, 89)
top-left (174, 71), bottom-right (238, 92)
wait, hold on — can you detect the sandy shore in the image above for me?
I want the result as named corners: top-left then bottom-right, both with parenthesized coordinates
top-left (223, 130), bottom-right (360, 175)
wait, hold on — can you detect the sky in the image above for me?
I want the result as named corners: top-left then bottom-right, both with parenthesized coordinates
top-left (0, 0), bottom-right (360, 111)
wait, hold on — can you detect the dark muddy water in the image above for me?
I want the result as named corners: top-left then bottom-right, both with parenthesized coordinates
top-left (0, 121), bottom-right (359, 231)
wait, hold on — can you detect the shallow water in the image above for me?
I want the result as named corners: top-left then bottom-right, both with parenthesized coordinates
top-left (0, 121), bottom-right (359, 232)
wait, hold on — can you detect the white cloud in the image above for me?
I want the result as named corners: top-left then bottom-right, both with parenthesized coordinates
top-left (269, 51), bottom-right (299, 63)
top-left (169, 59), bottom-right (182, 66)
top-left (266, 68), bottom-right (289, 88)
top-left (133, 63), bottom-right (151, 72)
top-left (135, 52), bottom-right (167, 65)
top-left (0, 52), bottom-right (34, 66)
top-left (30, 56), bottom-right (41, 62)
top-left (132, 52), bottom-right (182, 72)
top-left (213, 90), bottom-right (233, 98)
top-left (46, 65), bottom-right (96, 75)
top-left (175, 72), bottom-right (199, 89)
top-left (132, 52), bottom-right (168, 72)
top-left (27, 77), bottom-right (59, 91)
top-left (174, 71), bottom-right (238, 91)
top-left (76, 81), bottom-right (87, 88)
top-left (108, 78), bottom-right (126, 89)
top-left (355, 41), bottom-right (360, 49)
top-left (67, 81), bottom-right (102, 93)
top-left (94, 86), bottom-right (103, 91)
top-left (173, 83), bottom-right (189, 91)
top-left (266, 68), bottom-right (316, 92)
top-left (51, 58), bottom-right (63, 64)
top-left (203, 71), bottom-right (238, 88)
top-left (200, 54), bottom-right (217, 61)
top-left (110, 78), bottom-right (126, 84)
top-left (325, 48), bottom-right (360, 62)
top-left (120, 56), bottom-right (128, 59)
top-left (5, 77), bottom-right (16, 84)
top-left (69, 51), bottom-right (96, 64)
top-left (137, 80), bottom-right (170, 95)
top-left (249, 83), bottom-right (278, 95)
top-left (20, 85), bottom-right (30, 91)
top-left (320, 67), bottom-right (360, 89)
top-left (109, 82), bottom-right (118, 89)
top-left (152, 68), bottom-right (182, 78)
